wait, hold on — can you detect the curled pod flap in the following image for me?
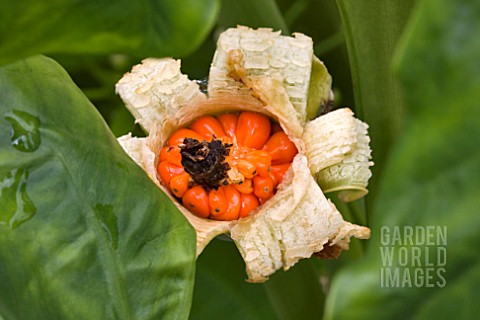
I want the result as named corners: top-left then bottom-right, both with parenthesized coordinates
top-left (316, 119), bottom-right (374, 202)
top-left (230, 155), bottom-right (370, 282)
top-left (116, 58), bottom-right (206, 133)
top-left (209, 27), bottom-right (314, 123)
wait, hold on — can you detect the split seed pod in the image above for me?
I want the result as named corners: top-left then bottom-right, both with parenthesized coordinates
top-left (116, 26), bottom-right (373, 282)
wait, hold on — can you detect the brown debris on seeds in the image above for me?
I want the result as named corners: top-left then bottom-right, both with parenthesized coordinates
top-left (180, 138), bottom-right (232, 190)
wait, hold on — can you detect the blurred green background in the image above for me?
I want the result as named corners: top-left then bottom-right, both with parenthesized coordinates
top-left (1, 0), bottom-right (479, 319)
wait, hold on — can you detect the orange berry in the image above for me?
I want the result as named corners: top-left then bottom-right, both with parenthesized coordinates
top-left (239, 193), bottom-right (260, 218)
top-left (245, 150), bottom-right (271, 177)
top-left (170, 172), bottom-right (190, 198)
top-left (245, 150), bottom-right (271, 164)
top-left (168, 128), bottom-right (204, 146)
top-left (253, 175), bottom-right (274, 200)
top-left (182, 186), bottom-right (210, 218)
top-left (268, 172), bottom-right (279, 189)
top-left (237, 159), bottom-right (257, 179)
top-left (166, 146), bottom-right (183, 167)
top-left (263, 132), bottom-right (298, 165)
top-left (157, 161), bottom-right (185, 187)
top-left (190, 115), bottom-right (226, 140)
top-left (235, 112), bottom-right (271, 149)
top-left (255, 163), bottom-right (270, 177)
top-left (270, 163), bottom-right (291, 185)
top-left (208, 187), bottom-right (228, 216)
top-left (159, 147), bottom-right (169, 161)
top-left (217, 113), bottom-right (238, 138)
top-left (212, 185), bottom-right (241, 221)
top-left (233, 178), bottom-right (254, 194)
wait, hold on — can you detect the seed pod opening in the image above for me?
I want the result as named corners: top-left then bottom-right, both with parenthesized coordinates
top-left (155, 111), bottom-right (299, 221)
top-left (116, 26), bottom-right (373, 283)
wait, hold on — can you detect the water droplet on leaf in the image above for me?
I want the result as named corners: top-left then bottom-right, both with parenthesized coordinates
top-left (4, 109), bottom-right (41, 152)
top-left (0, 167), bottom-right (37, 229)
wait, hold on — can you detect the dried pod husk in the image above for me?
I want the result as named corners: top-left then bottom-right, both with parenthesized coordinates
top-left (314, 118), bottom-right (373, 202)
top-left (116, 26), bottom-right (372, 282)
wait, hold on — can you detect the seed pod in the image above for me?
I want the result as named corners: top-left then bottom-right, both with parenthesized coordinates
top-left (116, 26), bottom-right (372, 283)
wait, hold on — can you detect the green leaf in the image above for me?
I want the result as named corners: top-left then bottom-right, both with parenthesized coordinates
top-left (191, 239), bottom-right (325, 320)
top-left (262, 260), bottom-right (326, 320)
top-left (0, 0), bottom-right (220, 65)
top-left (335, 0), bottom-right (415, 199)
top-left (0, 56), bottom-right (196, 319)
top-left (190, 239), bottom-right (276, 320)
top-left (325, 0), bottom-right (480, 319)
top-left (218, 0), bottom-right (289, 33)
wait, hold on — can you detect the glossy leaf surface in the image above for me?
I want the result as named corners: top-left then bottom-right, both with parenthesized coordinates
top-left (0, 56), bottom-right (196, 319)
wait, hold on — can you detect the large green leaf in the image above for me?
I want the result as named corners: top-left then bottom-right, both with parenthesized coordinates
top-left (0, 56), bottom-right (196, 319)
top-left (0, 0), bottom-right (219, 65)
top-left (325, 0), bottom-right (480, 318)
top-left (335, 0), bottom-right (414, 200)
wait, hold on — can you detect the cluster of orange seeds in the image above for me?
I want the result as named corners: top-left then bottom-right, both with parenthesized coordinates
top-left (157, 111), bottom-right (298, 221)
